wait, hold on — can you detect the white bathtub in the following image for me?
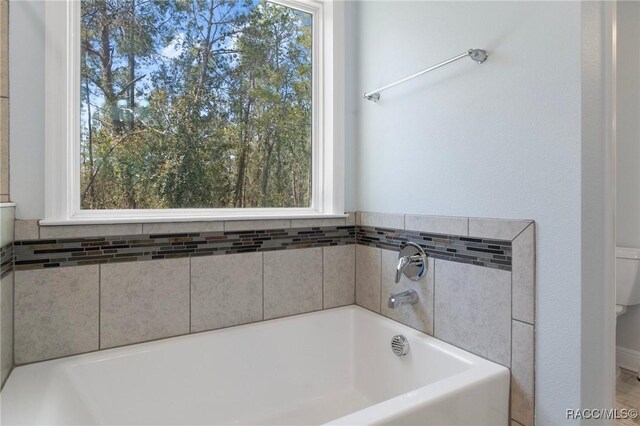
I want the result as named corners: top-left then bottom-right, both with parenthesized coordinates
top-left (1, 306), bottom-right (509, 426)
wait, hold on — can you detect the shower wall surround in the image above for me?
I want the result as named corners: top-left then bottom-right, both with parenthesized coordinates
top-left (0, 0), bottom-right (11, 390)
top-left (0, 203), bottom-right (14, 389)
top-left (9, 212), bottom-right (535, 425)
top-left (354, 212), bottom-right (535, 426)
top-left (11, 216), bottom-right (357, 366)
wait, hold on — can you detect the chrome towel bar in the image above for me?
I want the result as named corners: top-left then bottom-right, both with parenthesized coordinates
top-left (362, 49), bottom-right (488, 102)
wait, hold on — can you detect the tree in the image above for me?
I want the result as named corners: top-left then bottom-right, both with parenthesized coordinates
top-left (80, 0), bottom-right (313, 210)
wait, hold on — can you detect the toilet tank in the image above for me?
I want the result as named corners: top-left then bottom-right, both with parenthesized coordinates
top-left (616, 247), bottom-right (640, 306)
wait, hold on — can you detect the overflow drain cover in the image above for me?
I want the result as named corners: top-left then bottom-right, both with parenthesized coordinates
top-left (391, 335), bottom-right (409, 357)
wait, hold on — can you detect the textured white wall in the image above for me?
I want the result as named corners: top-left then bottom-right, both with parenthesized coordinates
top-left (9, 1), bottom-right (45, 220)
top-left (347, 1), bottom-right (584, 423)
top-left (616, 1), bottom-right (640, 250)
top-left (616, 0), bottom-right (640, 355)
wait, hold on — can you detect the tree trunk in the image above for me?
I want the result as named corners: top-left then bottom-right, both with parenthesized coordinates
top-left (97, 0), bottom-right (120, 134)
top-left (195, 0), bottom-right (216, 100)
top-left (128, 0), bottom-right (135, 131)
top-left (260, 136), bottom-right (275, 207)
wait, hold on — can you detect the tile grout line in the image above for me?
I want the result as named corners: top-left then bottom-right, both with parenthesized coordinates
top-left (378, 247), bottom-right (382, 313)
top-left (98, 265), bottom-right (101, 349)
top-left (512, 317), bottom-right (535, 327)
top-left (432, 258), bottom-right (436, 336)
top-left (354, 244), bottom-right (358, 306)
top-left (188, 257), bottom-right (192, 333)
top-left (509, 266), bottom-right (514, 423)
top-left (10, 254), bottom-right (15, 370)
top-left (352, 244), bottom-right (356, 305)
top-left (512, 222), bottom-right (533, 241)
top-left (511, 255), bottom-right (514, 366)
top-left (321, 247), bottom-right (324, 309)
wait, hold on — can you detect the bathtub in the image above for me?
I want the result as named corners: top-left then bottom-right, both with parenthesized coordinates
top-left (1, 306), bottom-right (509, 425)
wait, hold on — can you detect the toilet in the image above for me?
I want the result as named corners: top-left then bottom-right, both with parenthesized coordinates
top-left (616, 247), bottom-right (640, 378)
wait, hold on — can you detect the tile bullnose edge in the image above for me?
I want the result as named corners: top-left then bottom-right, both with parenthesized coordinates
top-left (405, 214), bottom-right (469, 237)
top-left (512, 223), bottom-right (536, 325)
top-left (468, 218), bottom-right (534, 241)
top-left (358, 211), bottom-right (405, 230)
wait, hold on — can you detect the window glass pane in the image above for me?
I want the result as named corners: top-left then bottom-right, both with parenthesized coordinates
top-left (80, 0), bottom-right (313, 209)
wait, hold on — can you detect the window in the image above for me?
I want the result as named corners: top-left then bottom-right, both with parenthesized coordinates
top-left (44, 0), bottom-right (344, 223)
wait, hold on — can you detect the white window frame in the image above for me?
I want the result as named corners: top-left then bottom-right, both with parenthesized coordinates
top-left (42, 0), bottom-right (345, 224)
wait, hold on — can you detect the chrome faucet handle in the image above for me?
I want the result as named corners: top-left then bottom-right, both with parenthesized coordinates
top-left (395, 256), bottom-right (411, 283)
top-left (395, 242), bottom-right (427, 283)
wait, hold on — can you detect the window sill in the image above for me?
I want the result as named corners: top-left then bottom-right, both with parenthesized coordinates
top-left (40, 211), bottom-right (349, 226)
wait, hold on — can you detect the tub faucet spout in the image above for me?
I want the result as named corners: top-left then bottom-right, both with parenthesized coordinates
top-left (388, 289), bottom-right (419, 309)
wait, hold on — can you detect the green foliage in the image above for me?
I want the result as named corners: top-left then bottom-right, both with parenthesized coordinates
top-left (80, 0), bottom-right (312, 209)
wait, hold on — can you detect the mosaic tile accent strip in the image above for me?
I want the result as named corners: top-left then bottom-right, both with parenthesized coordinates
top-left (357, 226), bottom-right (512, 271)
top-left (13, 226), bottom-right (356, 271)
top-left (11, 225), bottom-right (512, 271)
top-left (0, 242), bottom-right (12, 278)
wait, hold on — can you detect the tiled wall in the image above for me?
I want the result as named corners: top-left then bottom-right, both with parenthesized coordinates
top-left (0, 203), bottom-right (13, 388)
top-left (11, 217), bottom-right (357, 363)
top-left (8, 212), bottom-right (535, 425)
top-left (12, 245), bottom-right (356, 362)
top-left (354, 212), bottom-right (535, 426)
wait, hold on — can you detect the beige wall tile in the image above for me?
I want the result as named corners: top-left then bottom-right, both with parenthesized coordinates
top-left (1, 271), bottom-right (13, 387)
top-left (434, 259), bottom-right (512, 367)
top-left (0, 203), bottom-right (13, 246)
top-left (191, 253), bottom-right (262, 332)
top-left (290, 218), bottom-right (346, 228)
top-left (511, 320), bottom-right (535, 426)
top-left (359, 212), bottom-right (404, 229)
top-left (14, 219), bottom-right (38, 241)
top-left (355, 244), bottom-right (381, 312)
top-left (405, 215), bottom-right (468, 236)
top-left (142, 221), bottom-right (223, 235)
top-left (100, 258), bottom-right (189, 348)
top-left (323, 245), bottom-right (355, 308)
top-left (0, 0), bottom-right (7, 99)
top-left (345, 212), bottom-right (356, 226)
top-left (264, 248), bottom-right (322, 319)
top-left (0, 97), bottom-right (8, 198)
top-left (468, 218), bottom-right (532, 241)
top-left (513, 224), bottom-right (535, 324)
top-left (14, 266), bottom-right (99, 364)
top-left (380, 250), bottom-right (434, 334)
top-left (40, 224), bottom-right (143, 239)
top-left (224, 219), bottom-right (290, 232)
